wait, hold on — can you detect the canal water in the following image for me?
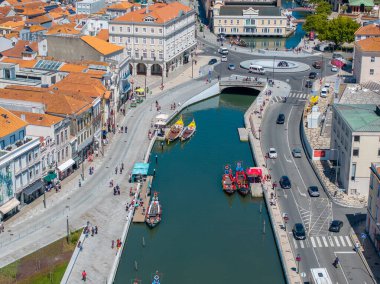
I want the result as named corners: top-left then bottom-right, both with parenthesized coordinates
top-left (114, 91), bottom-right (285, 284)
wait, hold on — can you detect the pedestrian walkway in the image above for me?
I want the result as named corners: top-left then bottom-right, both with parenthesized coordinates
top-left (292, 235), bottom-right (353, 249)
top-left (271, 92), bottom-right (310, 103)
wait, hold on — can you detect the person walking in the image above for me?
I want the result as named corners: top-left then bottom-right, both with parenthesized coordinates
top-left (333, 257), bottom-right (339, 268)
top-left (111, 240), bottom-right (115, 249)
top-left (115, 166), bottom-right (118, 174)
top-left (95, 226), bottom-right (98, 234)
top-left (82, 270), bottom-right (87, 282)
top-left (354, 241), bottom-right (360, 252)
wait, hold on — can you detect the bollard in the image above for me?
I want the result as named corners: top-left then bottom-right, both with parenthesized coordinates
top-left (263, 219), bottom-right (266, 234)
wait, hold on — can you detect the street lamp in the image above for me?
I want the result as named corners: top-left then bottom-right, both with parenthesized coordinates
top-left (272, 55), bottom-right (276, 83)
top-left (296, 254), bottom-right (301, 274)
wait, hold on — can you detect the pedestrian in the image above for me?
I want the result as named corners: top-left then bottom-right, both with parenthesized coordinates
top-left (120, 167), bottom-right (122, 174)
top-left (333, 257), bottom-right (339, 268)
top-left (125, 126), bottom-right (128, 133)
top-left (79, 179), bottom-right (81, 188)
top-left (115, 166), bottom-right (118, 174)
top-left (95, 226), bottom-right (98, 234)
top-left (82, 270), bottom-right (87, 282)
top-left (121, 162), bottom-right (124, 170)
top-left (354, 241), bottom-right (360, 252)
top-left (112, 240), bottom-right (115, 249)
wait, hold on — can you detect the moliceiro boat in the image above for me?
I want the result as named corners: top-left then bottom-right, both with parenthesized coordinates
top-left (152, 271), bottom-right (161, 284)
top-left (145, 192), bottom-right (162, 228)
top-left (166, 115), bottom-right (184, 142)
top-left (222, 165), bottom-right (236, 195)
top-left (235, 162), bottom-right (250, 196)
top-left (180, 119), bottom-right (196, 142)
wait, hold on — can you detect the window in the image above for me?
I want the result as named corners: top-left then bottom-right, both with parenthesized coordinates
top-left (10, 135), bottom-right (15, 144)
top-left (28, 153), bottom-right (32, 162)
top-left (56, 134), bottom-right (59, 145)
top-left (159, 28), bottom-right (162, 33)
top-left (353, 148), bottom-right (359, 156)
top-left (29, 169), bottom-right (33, 179)
top-left (237, 20), bottom-right (239, 24)
top-left (134, 37), bottom-right (138, 44)
top-left (135, 27), bottom-right (138, 32)
top-left (127, 49), bottom-right (132, 57)
top-left (61, 132), bottom-right (63, 143)
top-left (230, 20), bottom-right (233, 24)
top-left (65, 129), bottom-right (68, 140)
top-left (224, 20), bottom-right (227, 24)
top-left (119, 26), bottom-right (122, 32)
top-left (143, 28), bottom-right (146, 32)
top-left (159, 39), bottom-right (163, 45)
top-left (150, 38), bottom-right (154, 45)
top-left (58, 151), bottom-right (60, 162)
top-left (127, 27), bottom-right (131, 32)
top-left (143, 50), bottom-right (147, 58)
top-left (351, 163), bottom-right (356, 180)
top-left (370, 69), bottom-right (374, 75)
top-left (151, 50), bottom-right (155, 59)
top-left (111, 26), bottom-right (115, 32)
top-left (159, 51), bottom-right (163, 60)
top-left (119, 37), bottom-right (122, 43)
top-left (143, 38), bottom-right (147, 44)
top-left (66, 146), bottom-right (69, 157)
top-left (135, 50), bottom-right (139, 58)
top-left (19, 130), bottom-right (24, 139)
top-left (371, 56), bottom-right (375, 62)
top-left (0, 140), bottom-right (4, 149)
top-left (354, 135), bottom-right (360, 142)
top-left (151, 28), bottom-right (154, 33)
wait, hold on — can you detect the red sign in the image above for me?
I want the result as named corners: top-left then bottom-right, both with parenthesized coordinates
top-left (314, 150), bottom-right (326, 158)
top-left (309, 31), bottom-right (315, 40)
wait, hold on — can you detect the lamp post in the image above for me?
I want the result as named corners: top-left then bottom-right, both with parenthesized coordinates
top-left (272, 55), bottom-right (276, 83)
top-left (296, 254), bottom-right (301, 274)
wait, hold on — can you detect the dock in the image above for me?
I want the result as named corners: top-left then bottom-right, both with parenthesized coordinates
top-left (133, 176), bottom-right (153, 223)
top-left (238, 128), bottom-right (248, 141)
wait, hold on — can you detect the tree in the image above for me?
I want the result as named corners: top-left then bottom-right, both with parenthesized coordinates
top-left (318, 16), bottom-right (360, 46)
top-left (340, 5), bottom-right (348, 13)
top-left (303, 14), bottom-right (328, 33)
top-left (315, 1), bottom-right (332, 15)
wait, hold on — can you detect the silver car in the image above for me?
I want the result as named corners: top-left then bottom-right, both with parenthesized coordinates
top-left (292, 148), bottom-right (302, 158)
top-left (308, 186), bottom-right (320, 197)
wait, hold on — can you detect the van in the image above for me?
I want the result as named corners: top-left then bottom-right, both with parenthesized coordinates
top-left (249, 64), bottom-right (265, 74)
top-left (218, 47), bottom-right (228, 55)
top-left (310, 268), bottom-right (332, 284)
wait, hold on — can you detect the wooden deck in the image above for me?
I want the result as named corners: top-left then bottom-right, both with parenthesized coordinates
top-left (238, 128), bottom-right (248, 141)
top-left (133, 176), bottom-right (153, 223)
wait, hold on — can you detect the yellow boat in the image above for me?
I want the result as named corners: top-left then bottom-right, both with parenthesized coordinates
top-left (180, 119), bottom-right (196, 142)
top-left (166, 115), bottom-right (184, 142)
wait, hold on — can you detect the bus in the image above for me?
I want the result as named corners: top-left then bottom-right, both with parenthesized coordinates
top-left (310, 268), bottom-right (332, 284)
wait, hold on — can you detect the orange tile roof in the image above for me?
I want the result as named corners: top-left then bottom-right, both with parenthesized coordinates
top-left (113, 2), bottom-right (191, 24)
top-left (59, 63), bottom-right (87, 73)
top-left (96, 28), bottom-right (108, 41)
top-left (18, 7), bottom-right (45, 16)
top-left (8, 0), bottom-right (44, 7)
top-left (46, 23), bottom-right (80, 35)
top-left (0, 20), bottom-right (25, 29)
top-left (25, 14), bottom-right (52, 24)
top-left (0, 86), bottom-right (92, 116)
top-left (68, 14), bottom-right (87, 24)
top-left (1, 58), bottom-right (37, 68)
top-left (0, 6), bottom-right (12, 17)
top-left (48, 11), bottom-right (68, 20)
top-left (107, 2), bottom-right (134, 10)
top-left (355, 37), bottom-right (380, 52)
top-left (29, 25), bottom-right (46, 32)
top-left (81, 35), bottom-right (124, 56)
top-left (11, 110), bottom-right (64, 127)
top-left (0, 106), bottom-right (28, 138)
top-left (0, 16), bottom-right (23, 25)
top-left (355, 24), bottom-right (380, 36)
top-left (1, 40), bottom-right (38, 58)
top-left (4, 32), bottom-right (19, 39)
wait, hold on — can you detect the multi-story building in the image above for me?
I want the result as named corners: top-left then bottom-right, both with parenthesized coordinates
top-left (0, 107), bottom-right (43, 220)
top-left (367, 162), bottom-right (380, 254)
top-left (354, 23), bottom-right (380, 42)
top-left (353, 37), bottom-right (380, 83)
top-left (330, 104), bottom-right (380, 199)
top-left (106, 2), bottom-right (139, 20)
top-left (76, 0), bottom-right (105, 15)
top-left (109, 2), bottom-right (196, 77)
top-left (213, 3), bottom-right (289, 37)
top-left (78, 16), bottom-right (109, 36)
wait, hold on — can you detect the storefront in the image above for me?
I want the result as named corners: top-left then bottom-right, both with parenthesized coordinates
top-left (0, 197), bottom-right (20, 221)
top-left (22, 179), bottom-right (44, 204)
top-left (57, 158), bottom-right (75, 180)
top-left (44, 171), bottom-right (58, 190)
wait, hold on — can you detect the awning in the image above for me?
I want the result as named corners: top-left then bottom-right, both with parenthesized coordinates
top-left (155, 121), bottom-right (166, 126)
top-left (132, 162), bottom-right (150, 176)
top-left (0, 198), bottom-right (20, 215)
top-left (58, 158), bottom-right (75, 172)
top-left (156, 114), bottom-right (169, 121)
top-left (43, 172), bottom-right (57, 183)
top-left (246, 167), bottom-right (262, 177)
top-left (23, 179), bottom-right (44, 196)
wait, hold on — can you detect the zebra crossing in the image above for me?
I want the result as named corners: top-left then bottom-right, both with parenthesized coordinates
top-left (292, 235), bottom-right (353, 249)
top-left (271, 92), bottom-right (309, 103)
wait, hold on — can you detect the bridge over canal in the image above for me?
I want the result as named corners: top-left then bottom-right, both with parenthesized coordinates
top-left (219, 76), bottom-right (266, 93)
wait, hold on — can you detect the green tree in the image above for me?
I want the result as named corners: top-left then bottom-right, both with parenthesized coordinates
top-left (303, 14), bottom-right (328, 33)
top-left (315, 1), bottom-right (332, 15)
top-left (318, 16), bottom-right (360, 46)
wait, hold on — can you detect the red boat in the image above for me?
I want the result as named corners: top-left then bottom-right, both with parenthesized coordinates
top-left (235, 162), bottom-right (250, 195)
top-left (222, 165), bottom-right (236, 194)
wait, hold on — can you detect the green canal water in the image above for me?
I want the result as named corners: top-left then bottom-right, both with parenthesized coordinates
top-left (114, 92), bottom-right (285, 284)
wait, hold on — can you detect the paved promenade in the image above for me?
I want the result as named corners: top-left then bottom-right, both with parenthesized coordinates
top-left (244, 81), bottom-right (302, 284)
top-left (0, 55), bottom-right (216, 283)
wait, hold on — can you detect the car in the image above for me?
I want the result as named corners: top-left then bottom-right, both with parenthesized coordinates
top-left (320, 87), bottom-right (328, 98)
top-left (293, 223), bottom-right (306, 240)
top-left (329, 220), bottom-right (343, 232)
top-left (331, 66), bottom-right (338, 72)
top-left (221, 55), bottom-right (227, 62)
top-left (313, 61), bottom-right (322, 69)
top-left (305, 80), bottom-right (313, 88)
top-left (292, 148), bottom-right (302, 158)
top-left (268, 148), bottom-right (277, 159)
top-left (276, 113), bottom-right (285, 124)
top-left (279, 176), bottom-right (291, 189)
top-left (332, 53), bottom-right (343, 59)
top-left (208, 58), bottom-right (217, 65)
top-left (308, 186), bottom-right (320, 197)
top-left (218, 47), bottom-right (229, 55)
top-left (228, 64), bottom-right (235, 70)
top-left (309, 72), bottom-right (317, 79)
top-left (324, 82), bottom-right (330, 89)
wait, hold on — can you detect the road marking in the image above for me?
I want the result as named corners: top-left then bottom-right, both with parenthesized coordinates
top-left (339, 236), bottom-right (346, 246)
top-left (334, 251), bottom-right (356, 254)
top-left (297, 186), bottom-right (306, 197)
top-left (310, 236), bottom-right (316, 247)
top-left (283, 154), bottom-right (292, 163)
top-left (316, 236), bottom-right (322, 247)
top-left (345, 236), bottom-right (352, 247)
top-left (334, 236), bottom-right (340, 247)
top-left (300, 241), bottom-right (305, 248)
top-left (322, 236), bottom-right (328, 247)
top-left (293, 238), bottom-right (298, 249)
top-left (328, 236), bottom-right (334, 247)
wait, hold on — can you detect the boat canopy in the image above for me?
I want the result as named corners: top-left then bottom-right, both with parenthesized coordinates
top-left (131, 162), bottom-right (150, 182)
top-left (156, 114), bottom-right (169, 121)
top-left (246, 167), bottom-right (262, 177)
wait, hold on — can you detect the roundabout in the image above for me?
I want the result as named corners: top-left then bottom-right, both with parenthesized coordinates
top-left (240, 59), bottom-right (310, 73)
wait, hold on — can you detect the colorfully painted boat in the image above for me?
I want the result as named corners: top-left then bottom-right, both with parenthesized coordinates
top-left (166, 115), bottom-right (184, 142)
top-left (222, 165), bottom-right (236, 195)
top-left (180, 119), bottom-right (196, 141)
top-left (235, 162), bottom-right (250, 195)
top-left (152, 271), bottom-right (160, 284)
top-left (145, 192), bottom-right (162, 228)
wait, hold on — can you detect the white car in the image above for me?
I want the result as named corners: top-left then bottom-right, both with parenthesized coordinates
top-left (269, 148), bottom-right (278, 159)
top-left (331, 66), bottom-right (338, 72)
top-left (221, 56), bottom-right (227, 62)
top-left (320, 87), bottom-right (328, 98)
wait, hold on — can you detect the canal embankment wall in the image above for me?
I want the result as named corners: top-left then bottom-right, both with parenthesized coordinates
top-left (244, 83), bottom-right (302, 284)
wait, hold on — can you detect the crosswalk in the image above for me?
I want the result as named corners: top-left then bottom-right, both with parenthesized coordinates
top-left (292, 235), bottom-right (353, 249)
top-left (271, 92), bottom-right (309, 103)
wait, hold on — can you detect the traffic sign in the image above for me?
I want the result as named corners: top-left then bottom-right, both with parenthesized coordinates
top-left (361, 233), bottom-right (367, 240)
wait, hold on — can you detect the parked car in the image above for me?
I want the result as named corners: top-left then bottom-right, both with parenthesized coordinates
top-left (332, 53), bottom-right (343, 59)
top-left (293, 223), bottom-right (306, 240)
top-left (208, 58), bottom-right (217, 65)
top-left (276, 113), bottom-right (285, 124)
top-left (329, 220), bottom-right (343, 232)
top-left (313, 61), bottom-right (322, 69)
top-left (280, 176), bottom-right (291, 189)
top-left (309, 72), bottom-right (317, 79)
top-left (221, 55), bottom-right (227, 62)
top-left (305, 80), bottom-right (313, 88)
top-left (320, 88), bottom-right (328, 98)
top-left (292, 148), bottom-right (302, 158)
top-left (228, 64), bottom-right (235, 70)
top-left (308, 186), bottom-right (320, 197)
top-left (269, 148), bottom-right (278, 159)
top-left (331, 66), bottom-right (338, 72)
